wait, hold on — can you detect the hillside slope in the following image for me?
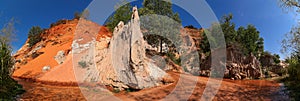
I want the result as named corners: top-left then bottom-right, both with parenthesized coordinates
top-left (12, 19), bottom-right (111, 85)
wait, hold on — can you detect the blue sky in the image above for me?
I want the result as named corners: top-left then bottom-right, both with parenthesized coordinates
top-left (0, 0), bottom-right (297, 59)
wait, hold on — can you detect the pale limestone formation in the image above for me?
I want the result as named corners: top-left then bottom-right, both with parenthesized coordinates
top-left (54, 50), bottom-right (66, 64)
top-left (91, 6), bottom-right (169, 90)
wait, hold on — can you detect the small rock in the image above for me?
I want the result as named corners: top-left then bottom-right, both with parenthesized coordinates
top-left (54, 50), bottom-right (66, 64)
top-left (42, 66), bottom-right (51, 72)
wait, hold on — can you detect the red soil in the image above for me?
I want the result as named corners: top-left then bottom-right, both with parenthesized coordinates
top-left (18, 72), bottom-right (288, 100)
top-left (12, 19), bottom-right (111, 85)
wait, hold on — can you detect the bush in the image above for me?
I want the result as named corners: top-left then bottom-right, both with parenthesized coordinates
top-left (166, 52), bottom-right (181, 66)
top-left (287, 57), bottom-right (300, 80)
top-left (28, 26), bottom-right (43, 47)
top-left (50, 19), bottom-right (68, 28)
top-left (31, 52), bottom-right (43, 59)
top-left (78, 61), bottom-right (88, 68)
top-left (184, 25), bottom-right (198, 29)
top-left (281, 52), bottom-right (300, 100)
top-left (113, 88), bottom-right (120, 93)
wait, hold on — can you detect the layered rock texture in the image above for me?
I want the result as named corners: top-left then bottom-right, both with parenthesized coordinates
top-left (71, 6), bottom-right (169, 90)
top-left (199, 45), bottom-right (262, 80)
top-left (109, 6), bottom-right (168, 89)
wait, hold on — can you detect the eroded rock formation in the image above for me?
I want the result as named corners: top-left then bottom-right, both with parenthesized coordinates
top-left (92, 6), bottom-right (169, 90)
top-left (200, 45), bottom-right (262, 80)
top-left (110, 6), bottom-right (168, 89)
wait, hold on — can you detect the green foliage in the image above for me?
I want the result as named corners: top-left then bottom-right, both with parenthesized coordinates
top-left (106, 0), bottom-right (132, 32)
top-left (105, 0), bottom-right (182, 32)
top-left (283, 52), bottom-right (300, 100)
top-left (200, 14), bottom-right (264, 57)
top-left (199, 22), bottom-right (223, 55)
top-left (239, 25), bottom-right (262, 56)
top-left (125, 88), bottom-right (138, 92)
top-left (284, 81), bottom-right (300, 101)
top-left (50, 19), bottom-right (69, 27)
top-left (221, 14), bottom-right (237, 45)
top-left (141, 14), bottom-right (181, 53)
top-left (279, 1), bottom-right (300, 100)
top-left (28, 26), bottom-right (43, 47)
top-left (0, 20), bottom-right (25, 99)
top-left (113, 88), bottom-right (120, 93)
top-left (184, 25), bottom-right (198, 29)
top-left (166, 52), bottom-right (181, 66)
top-left (286, 53), bottom-right (300, 81)
top-left (78, 61), bottom-right (88, 68)
top-left (141, 0), bottom-right (181, 23)
top-left (144, 34), bottom-right (167, 51)
top-left (273, 54), bottom-right (281, 64)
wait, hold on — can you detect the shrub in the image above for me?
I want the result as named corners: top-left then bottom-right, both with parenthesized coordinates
top-left (113, 88), bottom-right (120, 93)
top-left (166, 52), bottom-right (181, 66)
top-left (125, 88), bottom-right (138, 92)
top-left (28, 26), bottom-right (43, 47)
top-left (184, 25), bottom-right (197, 29)
top-left (50, 19), bottom-right (68, 28)
top-left (31, 52), bottom-right (43, 59)
top-left (287, 57), bottom-right (300, 80)
top-left (78, 61), bottom-right (88, 68)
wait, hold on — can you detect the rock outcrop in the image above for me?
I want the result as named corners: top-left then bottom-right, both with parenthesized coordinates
top-left (200, 45), bottom-right (262, 80)
top-left (109, 6), bottom-right (168, 89)
top-left (54, 50), bottom-right (66, 64)
top-left (42, 66), bottom-right (51, 72)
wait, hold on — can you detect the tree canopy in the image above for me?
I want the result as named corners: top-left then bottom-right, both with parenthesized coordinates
top-left (106, 0), bottom-right (132, 32)
top-left (201, 14), bottom-right (264, 57)
top-left (105, 0), bottom-right (181, 32)
top-left (28, 26), bottom-right (43, 47)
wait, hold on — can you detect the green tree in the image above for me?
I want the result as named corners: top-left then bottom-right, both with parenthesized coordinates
top-left (236, 25), bottom-right (262, 56)
top-left (140, 14), bottom-right (181, 53)
top-left (28, 26), bottom-right (43, 47)
top-left (221, 14), bottom-right (237, 45)
top-left (105, 0), bottom-right (132, 32)
top-left (200, 14), bottom-right (264, 59)
top-left (244, 25), bottom-right (260, 55)
top-left (106, 0), bottom-right (181, 32)
top-left (0, 19), bottom-right (24, 100)
top-left (273, 53), bottom-right (281, 64)
top-left (138, 0), bottom-right (182, 53)
top-left (236, 26), bottom-right (246, 43)
top-left (141, 0), bottom-right (181, 23)
top-left (200, 28), bottom-right (218, 53)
